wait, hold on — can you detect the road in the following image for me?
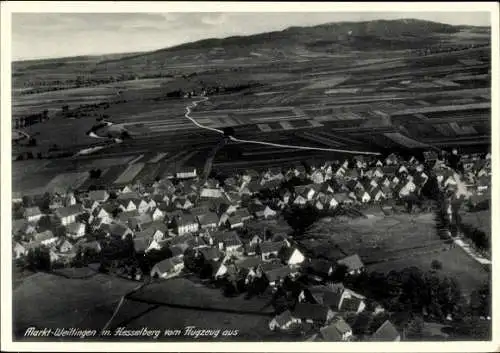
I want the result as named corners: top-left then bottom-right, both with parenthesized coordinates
top-left (184, 97), bottom-right (382, 156)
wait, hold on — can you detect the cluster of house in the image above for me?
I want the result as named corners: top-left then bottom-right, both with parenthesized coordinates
top-left (11, 150), bottom-right (490, 340)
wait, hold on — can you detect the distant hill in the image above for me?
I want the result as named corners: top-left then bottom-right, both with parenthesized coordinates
top-left (12, 18), bottom-right (490, 87)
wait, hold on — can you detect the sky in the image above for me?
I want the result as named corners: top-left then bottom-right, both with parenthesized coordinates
top-left (12, 11), bottom-right (491, 61)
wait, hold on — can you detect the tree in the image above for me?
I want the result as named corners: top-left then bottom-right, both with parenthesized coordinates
top-left (431, 260), bottom-right (443, 271)
top-left (405, 315), bottom-right (425, 339)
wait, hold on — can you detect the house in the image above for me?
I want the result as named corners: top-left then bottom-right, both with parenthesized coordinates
top-left (135, 226), bottom-right (165, 243)
top-left (337, 254), bottom-right (364, 275)
top-left (66, 222), bottom-right (86, 239)
top-left (128, 213), bottom-right (153, 231)
top-left (341, 295), bottom-right (366, 313)
top-left (33, 230), bottom-right (58, 247)
top-left (211, 231), bottom-right (243, 254)
top-left (93, 206), bottom-right (113, 224)
top-left (398, 180), bottom-right (417, 198)
top-left (371, 320), bottom-right (401, 341)
top-left (64, 193), bottom-right (77, 206)
top-left (226, 208), bottom-right (252, 229)
top-left (280, 247), bottom-right (306, 266)
top-left (173, 213), bottom-right (199, 235)
top-left (311, 170), bottom-right (325, 184)
top-left (54, 204), bottom-right (84, 226)
top-left (81, 240), bottom-right (102, 254)
top-left (88, 190), bottom-right (109, 203)
top-left (385, 153), bottom-right (399, 165)
top-left (262, 264), bottom-right (293, 287)
top-left (151, 207), bottom-right (165, 222)
top-left (318, 317), bottom-right (353, 341)
top-left (292, 303), bottom-right (335, 326)
top-left (200, 188), bottom-right (223, 199)
top-left (355, 189), bottom-right (371, 203)
top-left (13, 242), bottom-right (27, 259)
top-left (307, 259), bottom-right (335, 280)
top-left (175, 197), bottom-right (193, 210)
top-left (82, 199), bottom-right (99, 213)
top-left (259, 241), bottom-right (286, 261)
top-left (197, 247), bottom-right (223, 262)
top-left (269, 310), bottom-right (301, 332)
top-left (103, 223), bottom-right (133, 240)
top-left (117, 199), bottom-right (137, 213)
top-left (176, 167), bottom-right (197, 179)
top-left (332, 193), bottom-right (353, 206)
top-left (24, 206), bottom-right (43, 222)
top-left (197, 212), bottom-right (219, 229)
top-left (370, 187), bottom-right (386, 202)
top-left (150, 257), bottom-right (185, 279)
top-left (135, 199), bottom-right (152, 214)
top-left (57, 239), bottom-right (74, 253)
top-left (293, 195), bottom-right (308, 206)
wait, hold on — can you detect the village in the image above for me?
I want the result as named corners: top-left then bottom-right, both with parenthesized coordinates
top-left (11, 148), bottom-right (491, 341)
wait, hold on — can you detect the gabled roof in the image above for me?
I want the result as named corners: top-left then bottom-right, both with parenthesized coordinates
top-left (292, 303), bottom-right (331, 322)
top-left (198, 247), bottom-right (222, 261)
top-left (273, 310), bottom-right (294, 327)
top-left (337, 254), bottom-right (364, 272)
top-left (54, 204), bottom-right (83, 219)
top-left (213, 231), bottom-right (242, 247)
top-left (198, 212), bottom-right (219, 226)
top-left (33, 230), bottom-right (56, 242)
top-left (264, 265), bottom-right (292, 282)
top-left (104, 223), bottom-right (131, 238)
top-left (320, 317), bottom-right (352, 341)
top-left (308, 259), bottom-right (334, 276)
top-left (88, 190), bottom-right (108, 201)
top-left (259, 241), bottom-right (285, 254)
top-left (66, 222), bottom-right (85, 234)
top-left (12, 219), bottom-right (29, 235)
top-left (341, 296), bottom-right (364, 312)
top-left (133, 237), bottom-right (149, 253)
top-left (371, 320), bottom-right (400, 341)
top-left (153, 257), bottom-right (183, 273)
top-left (24, 206), bottom-right (42, 217)
top-left (117, 191), bottom-right (141, 200)
top-left (322, 290), bottom-right (343, 309)
top-left (235, 256), bottom-right (262, 270)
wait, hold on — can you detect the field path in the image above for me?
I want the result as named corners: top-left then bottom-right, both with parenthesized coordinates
top-left (185, 97), bottom-right (382, 156)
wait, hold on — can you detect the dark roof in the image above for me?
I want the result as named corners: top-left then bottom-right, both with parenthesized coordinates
top-left (88, 190), bottom-right (108, 201)
top-left (213, 231), bottom-right (242, 247)
top-left (54, 204), bottom-right (83, 219)
top-left (322, 290), bottom-right (343, 309)
top-left (371, 320), bottom-right (400, 341)
top-left (235, 256), bottom-right (262, 270)
top-left (292, 303), bottom-right (331, 322)
top-left (174, 213), bottom-right (197, 227)
top-left (117, 191), bottom-right (141, 200)
top-left (259, 241), bottom-right (285, 254)
top-left (341, 296), bottom-right (364, 312)
top-left (198, 212), bottom-right (219, 226)
top-left (24, 206), bottom-right (42, 217)
top-left (308, 259), bottom-right (334, 276)
top-left (143, 220), bottom-right (168, 233)
top-left (263, 266), bottom-right (292, 282)
top-left (12, 219), bottom-right (28, 235)
top-left (105, 223), bottom-right (131, 238)
top-left (133, 237), bottom-right (149, 253)
top-left (198, 247), bottom-right (222, 261)
top-left (153, 257), bottom-right (183, 273)
top-left (320, 317), bottom-right (352, 341)
top-left (273, 310), bottom-right (294, 327)
top-left (337, 254), bottom-right (364, 272)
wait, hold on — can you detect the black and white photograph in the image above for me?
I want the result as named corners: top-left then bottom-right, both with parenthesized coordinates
top-left (1, 2), bottom-right (498, 351)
